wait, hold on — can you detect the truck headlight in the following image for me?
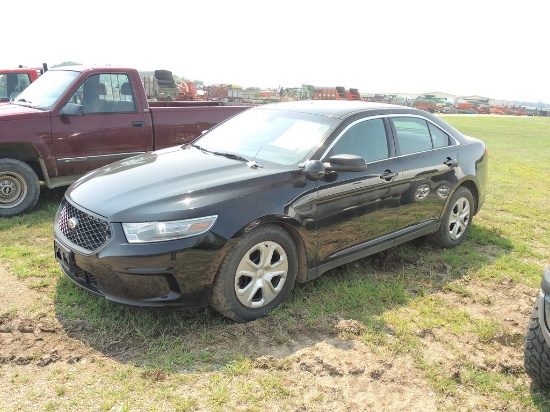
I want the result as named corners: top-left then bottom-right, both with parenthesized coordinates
top-left (122, 215), bottom-right (217, 243)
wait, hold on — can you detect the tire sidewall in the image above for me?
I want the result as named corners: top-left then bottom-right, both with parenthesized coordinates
top-left (435, 186), bottom-right (474, 247)
top-left (213, 225), bottom-right (298, 322)
top-left (0, 159), bottom-right (40, 217)
top-left (524, 296), bottom-right (550, 388)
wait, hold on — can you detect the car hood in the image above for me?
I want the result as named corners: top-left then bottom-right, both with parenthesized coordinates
top-left (67, 145), bottom-right (294, 222)
top-left (0, 103), bottom-right (44, 119)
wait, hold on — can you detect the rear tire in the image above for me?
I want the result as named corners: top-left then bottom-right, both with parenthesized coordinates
top-left (524, 296), bottom-right (550, 388)
top-left (0, 158), bottom-right (40, 217)
top-left (210, 224), bottom-right (297, 322)
top-left (428, 186), bottom-right (473, 247)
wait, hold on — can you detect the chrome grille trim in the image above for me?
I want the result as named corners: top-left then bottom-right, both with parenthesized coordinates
top-left (58, 199), bottom-right (112, 252)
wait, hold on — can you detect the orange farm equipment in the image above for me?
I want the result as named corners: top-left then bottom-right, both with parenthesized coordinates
top-left (313, 86), bottom-right (361, 101)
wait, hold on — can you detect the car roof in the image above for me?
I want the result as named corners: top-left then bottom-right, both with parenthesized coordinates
top-left (258, 100), bottom-right (411, 119)
top-left (256, 100), bottom-right (467, 141)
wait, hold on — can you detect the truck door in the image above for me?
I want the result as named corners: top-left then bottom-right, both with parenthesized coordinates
top-left (51, 73), bottom-right (149, 177)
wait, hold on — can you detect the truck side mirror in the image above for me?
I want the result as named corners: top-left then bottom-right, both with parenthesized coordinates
top-left (59, 102), bottom-right (85, 117)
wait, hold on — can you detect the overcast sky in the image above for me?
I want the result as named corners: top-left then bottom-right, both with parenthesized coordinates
top-left (5, 0), bottom-right (549, 103)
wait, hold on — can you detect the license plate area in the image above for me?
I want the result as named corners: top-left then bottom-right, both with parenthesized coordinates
top-left (54, 240), bottom-right (77, 273)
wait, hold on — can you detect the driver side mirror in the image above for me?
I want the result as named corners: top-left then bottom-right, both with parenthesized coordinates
top-left (301, 154), bottom-right (367, 181)
top-left (324, 154), bottom-right (367, 172)
top-left (59, 102), bottom-right (85, 117)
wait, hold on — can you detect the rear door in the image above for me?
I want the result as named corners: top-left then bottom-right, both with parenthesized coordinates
top-left (51, 72), bottom-right (149, 177)
top-left (389, 115), bottom-right (460, 231)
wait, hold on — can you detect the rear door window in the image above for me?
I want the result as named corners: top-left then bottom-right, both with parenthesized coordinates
top-left (392, 117), bottom-right (451, 155)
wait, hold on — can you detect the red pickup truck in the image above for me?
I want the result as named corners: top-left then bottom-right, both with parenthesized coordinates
top-left (0, 65), bottom-right (46, 103)
top-left (0, 66), bottom-right (250, 217)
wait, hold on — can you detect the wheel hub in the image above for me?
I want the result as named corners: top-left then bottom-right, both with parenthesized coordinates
top-left (1, 179), bottom-right (17, 197)
top-left (448, 196), bottom-right (471, 240)
top-left (0, 173), bottom-right (27, 207)
top-left (235, 241), bottom-right (288, 309)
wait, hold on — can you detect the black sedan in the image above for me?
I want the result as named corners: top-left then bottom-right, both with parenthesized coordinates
top-left (54, 100), bottom-right (488, 322)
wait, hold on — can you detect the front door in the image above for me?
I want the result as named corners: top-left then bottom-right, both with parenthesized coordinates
top-left (51, 73), bottom-right (148, 178)
top-left (314, 117), bottom-right (402, 266)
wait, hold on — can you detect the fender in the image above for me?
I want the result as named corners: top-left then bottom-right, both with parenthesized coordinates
top-left (0, 109), bottom-right (57, 182)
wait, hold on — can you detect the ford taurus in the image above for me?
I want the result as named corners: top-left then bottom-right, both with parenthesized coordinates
top-left (54, 100), bottom-right (488, 322)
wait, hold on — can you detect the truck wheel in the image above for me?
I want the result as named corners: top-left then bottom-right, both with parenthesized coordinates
top-left (0, 159), bottom-right (40, 217)
top-left (524, 296), bottom-right (550, 388)
top-left (210, 224), bottom-right (297, 323)
top-left (427, 186), bottom-right (473, 247)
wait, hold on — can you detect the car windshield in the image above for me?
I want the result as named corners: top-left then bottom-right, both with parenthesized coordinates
top-left (11, 70), bottom-right (80, 109)
top-left (194, 107), bottom-right (337, 166)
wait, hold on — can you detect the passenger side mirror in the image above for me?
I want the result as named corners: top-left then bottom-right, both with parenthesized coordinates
top-left (59, 102), bottom-right (85, 117)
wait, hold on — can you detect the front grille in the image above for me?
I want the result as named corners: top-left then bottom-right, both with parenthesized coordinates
top-left (58, 199), bottom-right (112, 252)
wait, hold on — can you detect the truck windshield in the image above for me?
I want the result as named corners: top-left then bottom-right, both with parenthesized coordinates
top-left (0, 73), bottom-right (32, 102)
top-left (11, 70), bottom-right (79, 110)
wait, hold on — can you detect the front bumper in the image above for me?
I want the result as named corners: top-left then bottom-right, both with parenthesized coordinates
top-left (54, 219), bottom-right (228, 310)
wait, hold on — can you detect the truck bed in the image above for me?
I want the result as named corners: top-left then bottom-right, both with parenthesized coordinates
top-left (149, 105), bottom-right (250, 149)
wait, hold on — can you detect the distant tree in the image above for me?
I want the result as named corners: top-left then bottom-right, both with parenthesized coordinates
top-left (51, 61), bottom-right (81, 68)
top-left (194, 80), bottom-right (204, 86)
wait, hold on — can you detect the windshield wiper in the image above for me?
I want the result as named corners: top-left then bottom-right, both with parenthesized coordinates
top-left (191, 144), bottom-right (262, 167)
top-left (211, 151), bottom-right (250, 162)
top-left (191, 144), bottom-right (249, 163)
top-left (190, 143), bottom-right (208, 153)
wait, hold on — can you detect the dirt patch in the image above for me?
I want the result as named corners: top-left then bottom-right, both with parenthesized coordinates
top-left (0, 258), bottom-right (541, 411)
top-left (0, 264), bottom-right (94, 367)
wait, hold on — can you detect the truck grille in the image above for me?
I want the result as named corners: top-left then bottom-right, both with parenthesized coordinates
top-left (58, 199), bottom-right (112, 252)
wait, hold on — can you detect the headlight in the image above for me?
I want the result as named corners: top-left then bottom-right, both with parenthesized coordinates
top-left (122, 215), bottom-right (218, 243)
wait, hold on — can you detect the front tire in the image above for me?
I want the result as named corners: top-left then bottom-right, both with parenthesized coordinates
top-left (211, 224), bottom-right (298, 322)
top-left (428, 186), bottom-right (473, 247)
top-left (0, 158), bottom-right (40, 217)
top-left (524, 296), bottom-right (550, 388)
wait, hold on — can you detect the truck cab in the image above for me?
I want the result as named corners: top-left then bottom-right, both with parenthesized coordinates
top-left (0, 65), bottom-right (249, 217)
top-left (0, 65), bottom-right (46, 103)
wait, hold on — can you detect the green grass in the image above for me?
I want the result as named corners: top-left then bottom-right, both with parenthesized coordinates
top-left (1, 115), bottom-right (550, 411)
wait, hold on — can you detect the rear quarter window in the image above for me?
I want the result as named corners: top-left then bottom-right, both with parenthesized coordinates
top-left (428, 122), bottom-right (451, 148)
top-left (393, 117), bottom-right (452, 154)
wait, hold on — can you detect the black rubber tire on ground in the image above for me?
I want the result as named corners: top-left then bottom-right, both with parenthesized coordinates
top-left (0, 158), bottom-right (40, 217)
top-left (427, 186), bottom-right (474, 248)
top-left (210, 224), bottom-right (298, 323)
top-left (524, 296), bottom-right (550, 389)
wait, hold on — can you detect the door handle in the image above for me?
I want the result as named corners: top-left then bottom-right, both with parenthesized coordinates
top-left (380, 170), bottom-right (398, 180)
top-left (444, 157), bottom-right (457, 167)
top-left (132, 121), bottom-right (145, 128)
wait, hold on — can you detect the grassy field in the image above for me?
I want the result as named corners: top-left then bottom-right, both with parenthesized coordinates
top-left (0, 114), bottom-right (549, 411)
